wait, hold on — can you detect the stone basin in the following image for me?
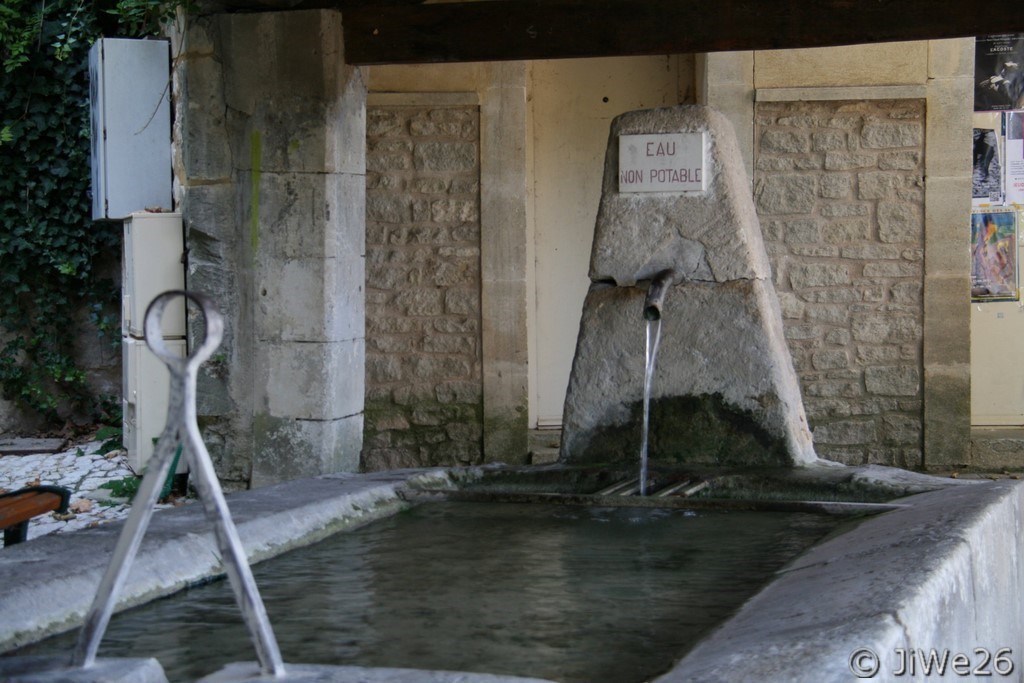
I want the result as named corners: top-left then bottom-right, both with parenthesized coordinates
top-left (1, 464), bottom-right (1019, 682)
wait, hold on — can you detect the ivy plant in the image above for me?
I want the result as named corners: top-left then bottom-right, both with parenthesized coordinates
top-left (0, 0), bottom-right (188, 423)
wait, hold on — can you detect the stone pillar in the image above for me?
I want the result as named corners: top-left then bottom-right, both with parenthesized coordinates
top-left (175, 10), bottom-right (366, 487)
top-left (480, 63), bottom-right (530, 463)
top-left (697, 52), bottom-right (755, 182)
top-left (922, 40), bottom-right (973, 469)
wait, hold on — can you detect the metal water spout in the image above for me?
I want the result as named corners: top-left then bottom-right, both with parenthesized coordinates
top-left (643, 269), bottom-right (676, 321)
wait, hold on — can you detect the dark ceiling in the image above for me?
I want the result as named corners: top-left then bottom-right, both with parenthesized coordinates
top-left (208, 0), bottom-right (1024, 66)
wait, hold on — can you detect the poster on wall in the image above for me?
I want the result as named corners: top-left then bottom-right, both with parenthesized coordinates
top-left (973, 112), bottom-right (1005, 204)
top-left (976, 34), bottom-right (1024, 111)
top-left (1005, 111), bottom-right (1024, 204)
top-left (971, 208), bottom-right (1019, 301)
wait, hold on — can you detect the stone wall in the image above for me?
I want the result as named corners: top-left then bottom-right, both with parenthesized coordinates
top-left (363, 104), bottom-right (484, 470)
top-left (755, 99), bottom-right (926, 466)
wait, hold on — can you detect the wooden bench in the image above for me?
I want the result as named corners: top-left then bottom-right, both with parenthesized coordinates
top-left (0, 485), bottom-right (71, 546)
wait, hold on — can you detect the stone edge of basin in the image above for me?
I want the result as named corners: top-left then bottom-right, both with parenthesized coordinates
top-left (0, 468), bottom-right (456, 653)
top-left (0, 657), bottom-right (559, 683)
top-left (196, 661), bottom-right (558, 683)
top-left (652, 477), bottom-right (1024, 682)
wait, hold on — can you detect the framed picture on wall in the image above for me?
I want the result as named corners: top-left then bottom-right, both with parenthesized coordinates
top-left (972, 207), bottom-right (1019, 301)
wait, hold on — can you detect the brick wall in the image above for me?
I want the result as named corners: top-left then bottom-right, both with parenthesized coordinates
top-left (363, 105), bottom-right (483, 470)
top-left (754, 100), bottom-right (925, 466)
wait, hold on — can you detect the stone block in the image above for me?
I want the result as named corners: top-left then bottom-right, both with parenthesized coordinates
top-left (183, 183), bottom-right (237, 245)
top-left (589, 107), bottom-right (769, 285)
top-left (445, 289), bottom-right (480, 315)
top-left (414, 141), bottom-right (478, 172)
top-left (253, 172), bottom-right (365, 258)
top-left (367, 108), bottom-right (406, 137)
top-left (890, 281), bottom-right (922, 305)
top-left (878, 151), bottom-right (922, 170)
top-left (811, 349), bottom-right (848, 370)
top-left (789, 263), bottom-right (850, 289)
top-left (819, 203), bottom-right (868, 218)
top-left (861, 121), bottom-right (923, 149)
top-left (436, 380), bottom-right (483, 404)
top-left (396, 288), bottom-right (444, 316)
top-left (822, 218), bottom-right (870, 242)
top-left (840, 244), bottom-right (902, 260)
top-left (805, 305), bottom-right (848, 324)
top-left (925, 75), bottom-right (974, 178)
top-left (180, 16), bottom-right (216, 56)
top-left (878, 201), bottom-right (923, 243)
top-left (220, 11), bottom-right (365, 175)
top-left (450, 177), bottom-right (480, 195)
top-left (367, 355), bottom-right (403, 383)
top-left (410, 177), bottom-right (449, 194)
top-left (922, 274), bottom-right (969, 366)
top-left (257, 338), bottom-right (365, 421)
top-left (367, 194), bottom-right (411, 224)
top-left (182, 86), bottom-right (232, 183)
top-left (818, 174), bottom-right (850, 199)
top-left (811, 131), bottom-right (847, 152)
top-left (851, 312), bottom-right (921, 344)
top-left (755, 175), bottom-right (817, 215)
top-left (431, 198), bottom-right (479, 223)
top-left (561, 278), bottom-right (815, 466)
top-left (781, 218), bottom-right (821, 243)
top-left (421, 334), bottom-right (476, 354)
top-left (865, 365), bottom-right (921, 396)
top-left (824, 152), bottom-right (876, 171)
top-left (794, 156), bottom-right (823, 171)
top-left (929, 38), bottom-right (974, 80)
top-left (862, 261), bottom-right (920, 278)
top-left (882, 414), bottom-right (922, 445)
top-left (923, 175), bottom-right (971, 275)
top-left (255, 252), bottom-right (365, 342)
top-left (800, 288), bottom-right (862, 304)
top-left (757, 156), bottom-right (795, 172)
top-left (812, 418), bottom-right (877, 445)
top-left (922, 364), bottom-right (971, 469)
top-left (857, 172), bottom-right (898, 200)
top-left (0, 657), bottom-right (168, 683)
top-left (252, 412), bottom-right (362, 485)
top-left (754, 42), bottom-right (928, 88)
top-left (410, 108), bottom-right (479, 140)
top-left (856, 345), bottom-right (900, 363)
top-left (760, 129), bottom-right (810, 154)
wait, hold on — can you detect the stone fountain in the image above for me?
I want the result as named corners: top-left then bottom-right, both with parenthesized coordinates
top-left (561, 105), bottom-right (820, 468)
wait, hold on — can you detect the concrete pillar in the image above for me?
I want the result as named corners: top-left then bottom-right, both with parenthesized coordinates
top-left (175, 10), bottom-right (366, 487)
top-left (480, 63), bottom-right (530, 463)
top-left (922, 39), bottom-right (973, 469)
top-left (697, 52), bottom-right (755, 182)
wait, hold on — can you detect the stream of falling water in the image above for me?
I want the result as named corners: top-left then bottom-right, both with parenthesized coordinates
top-left (640, 316), bottom-right (663, 496)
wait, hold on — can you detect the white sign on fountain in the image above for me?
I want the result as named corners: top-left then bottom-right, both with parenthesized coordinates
top-left (618, 132), bottom-right (706, 193)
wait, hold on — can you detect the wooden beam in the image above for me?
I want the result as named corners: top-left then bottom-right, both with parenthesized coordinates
top-left (342, 0), bottom-right (1024, 65)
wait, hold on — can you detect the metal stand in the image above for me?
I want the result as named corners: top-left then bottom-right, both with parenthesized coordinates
top-left (71, 290), bottom-right (285, 677)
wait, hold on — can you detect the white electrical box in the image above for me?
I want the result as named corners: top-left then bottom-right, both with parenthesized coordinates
top-left (90, 38), bottom-right (172, 220)
top-left (123, 212), bottom-right (185, 339)
top-left (123, 337), bottom-right (188, 472)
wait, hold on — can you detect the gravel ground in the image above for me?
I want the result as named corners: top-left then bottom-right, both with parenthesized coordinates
top-left (0, 440), bottom-right (156, 544)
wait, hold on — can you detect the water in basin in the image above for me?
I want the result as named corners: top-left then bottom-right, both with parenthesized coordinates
top-left (15, 501), bottom-right (838, 682)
